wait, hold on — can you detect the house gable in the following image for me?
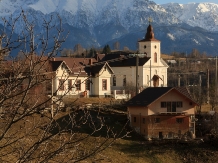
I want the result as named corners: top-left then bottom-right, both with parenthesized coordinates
top-left (126, 87), bottom-right (197, 107)
top-left (148, 89), bottom-right (197, 115)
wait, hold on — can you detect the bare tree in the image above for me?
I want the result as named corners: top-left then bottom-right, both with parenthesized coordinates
top-left (0, 12), bottom-right (128, 162)
top-left (113, 41), bottom-right (120, 50)
top-left (61, 48), bottom-right (74, 57)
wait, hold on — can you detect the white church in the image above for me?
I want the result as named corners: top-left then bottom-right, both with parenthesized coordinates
top-left (103, 22), bottom-right (168, 93)
top-left (49, 22), bottom-right (168, 99)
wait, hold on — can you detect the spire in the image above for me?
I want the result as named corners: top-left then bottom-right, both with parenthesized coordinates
top-left (145, 17), bottom-right (155, 40)
top-left (138, 17), bottom-right (160, 42)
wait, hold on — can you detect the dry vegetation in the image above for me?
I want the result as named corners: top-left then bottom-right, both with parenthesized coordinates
top-left (1, 101), bottom-right (217, 163)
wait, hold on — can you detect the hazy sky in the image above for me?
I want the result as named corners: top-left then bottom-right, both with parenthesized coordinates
top-left (153, 0), bottom-right (218, 4)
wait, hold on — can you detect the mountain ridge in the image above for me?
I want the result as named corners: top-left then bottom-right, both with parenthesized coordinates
top-left (0, 0), bottom-right (218, 55)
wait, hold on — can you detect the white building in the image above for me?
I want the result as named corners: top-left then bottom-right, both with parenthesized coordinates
top-left (103, 23), bottom-right (168, 93)
top-left (49, 23), bottom-right (168, 98)
top-left (50, 58), bottom-right (113, 98)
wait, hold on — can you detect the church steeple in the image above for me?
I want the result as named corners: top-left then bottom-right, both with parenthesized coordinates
top-left (144, 17), bottom-right (157, 41)
top-left (145, 24), bottom-right (155, 40)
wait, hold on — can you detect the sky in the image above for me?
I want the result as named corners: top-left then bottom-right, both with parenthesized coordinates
top-left (153, 0), bottom-right (218, 4)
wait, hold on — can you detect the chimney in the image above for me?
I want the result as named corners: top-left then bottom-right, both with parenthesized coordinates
top-left (89, 58), bottom-right (93, 65)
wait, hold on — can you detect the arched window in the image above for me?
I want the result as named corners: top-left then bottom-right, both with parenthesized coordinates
top-left (154, 52), bottom-right (157, 63)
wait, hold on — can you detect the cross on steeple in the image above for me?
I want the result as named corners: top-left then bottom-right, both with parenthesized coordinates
top-left (148, 17), bottom-right (153, 24)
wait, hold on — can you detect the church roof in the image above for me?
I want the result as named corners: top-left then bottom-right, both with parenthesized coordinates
top-left (98, 52), bottom-right (150, 67)
top-left (105, 56), bottom-right (150, 67)
top-left (138, 24), bottom-right (160, 42)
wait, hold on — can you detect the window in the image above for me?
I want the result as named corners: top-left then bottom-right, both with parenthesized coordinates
top-left (154, 118), bottom-right (160, 123)
top-left (176, 101), bottom-right (183, 107)
top-left (134, 117), bottom-right (136, 122)
top-left (85, 79), bottom-right (90, 90)
top-left (113, 75), bottom-right (116, 86)
top-left (68, 79), bottom-right (72, 90)
top-left (76, 80), bottom-right (81, 91)
top-left (154, 52), bottom-right (157, 63)
top-left (167, 102), bottom-right (172, 112)
top-left (143, 118), bottom-right (145, 124)
top-left (59, 79), bottom-right (65, 91)
top-left (161, 102), bottom-right (167, 108)
top-left (123, 75), bottom-right (126, 86)
top-left (176, 118), bottom-right (183, 123)
top-left (102, 79), bottom-right (107, 90)
top-left (162, 101), bottom-right (183, 112)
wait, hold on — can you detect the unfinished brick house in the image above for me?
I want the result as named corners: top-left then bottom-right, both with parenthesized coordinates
top-left (126, 87), bottom-right (198, 139)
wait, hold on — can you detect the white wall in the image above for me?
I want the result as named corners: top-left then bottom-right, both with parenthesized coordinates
top-left (53, 65), bottom-right (89, 96)
top-left (91, 66), bottom-right (112, 97)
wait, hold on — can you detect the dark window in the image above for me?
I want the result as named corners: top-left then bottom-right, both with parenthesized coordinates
top-left (172, 102), bottom-right (176, 112)
top-left (113, 75), bottom-right (116, 86)
top-left (134, 117), bottom-right (136, 122)
top-left (143, 118), bottom-right (145, 124)
top-left (177, 101), bottom-right (183, 107)
top-left (155, 118), bottom-right (160, 123)
top-left (59, 79), bottom-right (65, 91)
top-left (123, 75), bottom-right (126, 86)
top-left (85, 79), bottom-right (90, 90)
top-left (102, 79), bottom-right (107, 90)
top-left (68, 79), bottom-right (72, 90)
top-left (176, 118), bottom-right (183, 123)
top-left (161, 102), bottom-right (167, 108)
top-left (76, 80), bottom-right (81, 91)
top-left (167, 102), bottom-right (171, 112)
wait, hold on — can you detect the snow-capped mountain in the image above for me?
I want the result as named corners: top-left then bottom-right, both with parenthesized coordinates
top-left (162, 2), bottom-right (218, 32)
top-left (0, 0), bottom-right (218, 55)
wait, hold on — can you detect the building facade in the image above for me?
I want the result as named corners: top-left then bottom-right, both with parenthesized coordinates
top-left (126, 87), bottom-right (198, 139)
top-left (50, 58), bottom-right (113, 98)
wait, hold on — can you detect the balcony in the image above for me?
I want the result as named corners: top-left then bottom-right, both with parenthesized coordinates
top-left (111, 90), bottom-right (131, 100)
top-left (158, 112), bottom-right (187, 115)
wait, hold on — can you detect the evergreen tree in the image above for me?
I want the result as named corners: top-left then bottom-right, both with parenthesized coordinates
top-left (102, 44), bottom-right (111, 54)
top-left (87, 48), bottom-right (97, 57)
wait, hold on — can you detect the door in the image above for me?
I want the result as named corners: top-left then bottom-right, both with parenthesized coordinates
top-left (167, 102), bottom-right (171, 112)
top-left (172, 102), bottom-right (177, 112)
top-left (159, 132), bottom-right (163, 139)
